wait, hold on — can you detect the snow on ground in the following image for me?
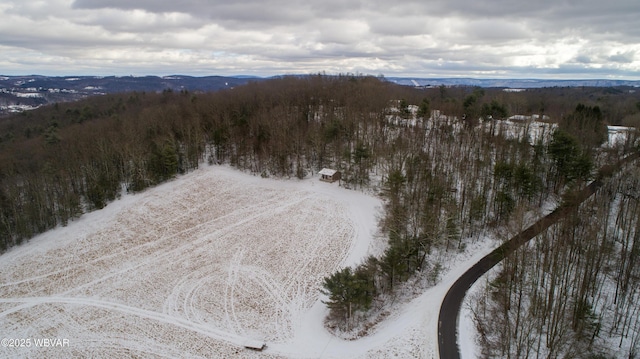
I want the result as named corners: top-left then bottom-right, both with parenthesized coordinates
top-left (459, 265), bottom-right (500, 359)
top-left (460, 289), bottom-right (481, 358)
top-left (607, 125), bottom-right (636, 148)
top-left (0, 165), bottom-right (497, 358)
top-left (491, 118), bottom-right (556, 145)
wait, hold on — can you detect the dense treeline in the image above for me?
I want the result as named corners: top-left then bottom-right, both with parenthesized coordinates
top-left (0, 76), bottom-right (639, 350)
top-left (0, 89), bottom-right (205, 247)
top-left (0, 74), bottom-right (586, 249)
top-left (0, 75), bottom-right (402, 249)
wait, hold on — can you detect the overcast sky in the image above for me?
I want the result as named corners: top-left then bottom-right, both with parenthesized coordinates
top-left (1, 0), bottom-right (639, 79)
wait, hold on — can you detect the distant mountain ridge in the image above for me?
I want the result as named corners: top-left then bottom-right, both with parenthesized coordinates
top-left (386, 77), bottom-right (640, 88)
top-left (2, 74), bottom-right (639, 115)
top-left (0, 75), bottom-right (265, 115)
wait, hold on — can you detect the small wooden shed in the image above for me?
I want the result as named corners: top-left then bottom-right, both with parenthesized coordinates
top-left (319, 168), bottom-right (341, 183)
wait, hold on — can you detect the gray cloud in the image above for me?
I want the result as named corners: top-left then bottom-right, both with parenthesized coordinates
top-left (609, 51), bottom-right (635, 64)
top-left (72, 0), bottom-right (317, 29)
top-left (574, 55), bottom-right (592, 64)
top-left (0, 0), bottom-right (637, 78)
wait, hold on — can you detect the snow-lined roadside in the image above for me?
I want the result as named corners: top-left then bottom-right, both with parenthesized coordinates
top-left (0, 165), bottom-right (496, 358)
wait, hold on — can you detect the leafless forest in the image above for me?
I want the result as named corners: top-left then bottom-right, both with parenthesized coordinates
top-left (1, 75), bottom-right (639, 357)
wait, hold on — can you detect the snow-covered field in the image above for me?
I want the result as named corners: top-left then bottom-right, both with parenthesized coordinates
top-left (0, 165), bottom-right (495, 358)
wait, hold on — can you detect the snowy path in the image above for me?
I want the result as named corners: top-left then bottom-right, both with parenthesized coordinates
top-left (0, 165), bottom-right (495, 358)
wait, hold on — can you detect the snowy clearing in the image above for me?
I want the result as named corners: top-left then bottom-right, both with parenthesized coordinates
top-left (0, 165), bottom-right (495, 358)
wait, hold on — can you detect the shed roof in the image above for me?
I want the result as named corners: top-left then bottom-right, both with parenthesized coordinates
top-left (319, 168), bottom-right (338, 176)
top-left (243, 339), bottom-right (266, 351)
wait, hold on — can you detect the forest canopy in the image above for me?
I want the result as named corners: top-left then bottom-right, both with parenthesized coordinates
top-left (0, 75), bottom-right (638, 249)
top-left (1, 74), bottom-right (639, 357)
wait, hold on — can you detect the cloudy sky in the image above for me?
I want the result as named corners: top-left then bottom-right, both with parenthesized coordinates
top-left (1, 0), bottom-right (639, 79)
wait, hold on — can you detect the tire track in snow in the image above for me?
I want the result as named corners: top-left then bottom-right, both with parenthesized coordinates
top-left (57, 192), bottom-right (314, 298)
top-left (0, 181), bottom-right (282, 291)
top-left (239, 265), bottom-right (292, 340)
top-left (1, 179), bottom-right (321, 354)
top-left (0, 167), bottom-right (377, 358)
top-left (224, 248), bottom-right (245, 336)
top-left (0, 296), bottom-right (249, 346)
